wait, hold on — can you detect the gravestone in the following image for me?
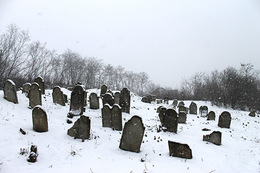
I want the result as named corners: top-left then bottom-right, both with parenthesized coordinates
top-left (156, 99), bottom-right (163, 104)
top-left (218, 111), bottom-right (231, 128)
top-left (89, 93), bottom-right (99, 109)
top-left (178, 105), bottom-right (187, 114)
top-left (63, 94), bottom-right (68, 103)
top-left (120, 88), bottom-right (130, 113)
top-left (178, 112), bottom-right (187, 124)
top-left (164, 109), bottom-right (178, 133)
top-left (114, 92), bottom-right (121, 105)
top-left (100, 85), bottom-right (107, 97)
top-left (178, 101), bottom-right (185, 108)
top-left (168, 141), bottom-right (192, 159)
top-left (84, 91), bottom-right (88, 107)
top-left (189, 102), bottom-right (197, 115)
top-left (157, 106), bottom-right (163, 113)
top-left (203, 131), bottom-right (222, 145)
top-left (158, 107), bottom-right (167, 126)
top-left (119, 116), bottom-right (145, 153)
top-left (102, 104), bottom-right (112, 127)
top-left (102, 93), bottom-right (114, 106)
top-left (34, 77), bottom-right (45, 95)
top-left (249, 111), bottom-right (256, 117)
top-left (52, 86), bottom-right (65, 106)
top-left (69, 85), bottom-right (85, 116)
top-left (67, 116), bottom-right (91, 140)
top-left (207, 111), bottom-right (216, 120)
top-left (29, 82), bottom-right (42, 108)
top-left (172, 99), bottom-right (178, 107)
top-left (3, 79), bottom-right (18, 104)
top-left (32, 106), bottom-right (48, 132)
top-left (164, 97), bottom-right (169, 104)
top-left (111, 104), bottom-right (122, 131)
top-left (200, 106), bottom-right (208, 117)
top-left (22, 83), bottom-right (31, 97)
top-left (141, 96), bottom-right (150, 103)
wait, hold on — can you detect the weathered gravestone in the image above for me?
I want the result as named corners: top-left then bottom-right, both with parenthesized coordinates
top-left (89, 93), bottom-right (99, 109)
top-left (119, 116), bottom-right (145, 153)
top-left (249, 111), bottom-right (256, 117)
top-left (120, 88), bottom-right (130, 113)
top-left (67, 116), bottom-right (91, 140)
top-left (178, 105), bottom-right (188, 114)
top-left (157, 106), bottom-right (164, 113)
top-left (69, 85), bottom-right (85, 116)
top-left (164, 109), bottom-right (178, 133)
top-left (203, 131), bottom-right (222, 145)
top-left (111, 104), bottom-right (122, 131)
top-left (102, 93), bottom-right (114, 106)
top-left (189, 102), bottom-right (197, 115)
top-left (156, 99), bottom-right (163, 104)
top-left (84, 91), bottom-right (88, 107)
top-left (141, 96), bottom-right (150, 103)
top-left (158, 106), bottom-right (167, 126)
top-left (100, 85), bottom-right (107, 97)
top-left (52, 86), bottom-right (65, 106)
top-left (63, 94), bottom-right (68, 103)
top-left (164, 97), bottom-right (169, 104)
top-left (207, 111), bottom-right (216, 120)
top-left (22, 83), bottom-right (31, 97)
top-left (168, 141), bottom-right (192, 159)
top-left (114, 92), bottom-right (121, 105)
top-left (200, 106), bottom-right (208, 117)
top-left (102, 104), bottom-right (112, 127)
top-left (34, 77), bottom-right (45, 95)
top-left (218, 111), bottom-right (231, 128)
top-left (32, 106), bottom-right (48, 132)
top-left (29, 83), bottom-right (42, 108)
top-left (3, 79), bottom-right (18, 104)
top-left (172, 99), bottom-right (178, 107)
top-left (178, 101), bottom-right (185, 108)
top-left (178, 112), bottom-right (187, 124)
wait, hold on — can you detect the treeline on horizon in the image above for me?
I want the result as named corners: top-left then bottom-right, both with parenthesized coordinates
top-left (1, 24), bottom-right (260, 111)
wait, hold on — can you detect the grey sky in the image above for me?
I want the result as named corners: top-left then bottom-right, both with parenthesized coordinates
top-left (1, 0), bottom-right (260, 88)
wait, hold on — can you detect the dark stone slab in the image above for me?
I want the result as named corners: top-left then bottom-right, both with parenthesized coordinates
top-left (29, 82), bottom-right (42, 108)
top-left (207, 111), bottom-right (215, 120)
top-left (203, 131), bottom-right (222, 145)
top-left (164, 109), bottom-right (178, 133)
top-left (120, 88), bottom-right (130, 113)
top-left (168, 141), bottom-right (192, 159)
top-left (89, 93), bottom-right (99, 109)
top-left (52, 86), bottom-right (65, 106)
top-left (218, 111), bottom-right (231, 128)
top-left (67, 116), bottom-right (91, 140)
top-left (178, 112), bottom-right (187, 124)
top-left (102, 93), bottom-right (114, 106)
top-left (34, 77), bottom-right (45, 95)
top-left (189, 102), bottom-right (197, 115)
top-left (69, 85), bottom-right (85, 116)
top-left (102, 104), bottom-right (112, 127)
top-left (111, 104), bottom-right (122, 131)
top-left (32, 106), bottom-right (48, 132)
top-left (3, 79), bottom-right (18, 104)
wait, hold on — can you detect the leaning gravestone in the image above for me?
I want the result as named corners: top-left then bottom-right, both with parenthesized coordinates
top-left (120, 88), bottom-right (130, 113)
top-left (89, 93), bottom-right (99, 109)
top-left (100, 85), bottom-right (107, 97)
top-left (119, 116), bottom-right (145, 153)
top-left (102, 93), bottom-right (114, 106)
top-left (34, 77), bottom-right (45, 95)
top-left (189, 102), bottom-right (197, 115)
top-left (203, 131), bottom-right (222, 145)
top-left (114, 92), bottom-right (121, 105)
top-left (168, 141), bottom-right (192, 159)
top-left (69, 85), bottom-right (85, 116)
top-left (218, 111), bottom-right (231, 128)
top-left (207, 111), bottom-right (216, 120)
top-left (178, 112), bottom-right (187, 124)
top-left (52, 86), bottom-right (65, 106)
top-left (32, 106), bottom-right (48, 132)
top-left (67, 116), bottom-right (91, 140)
top-left (102, 104), bottom-right (112, 127)
top-left (22, 83), bottom-right (31, 97)
top-left (29, 82), bottom-right (42, 108)
top-left (111, 104), bottom-right (122, 131)
top-left (3, 79), bottom-right (18, 104)
top-left (164, 109), bottom-right (178, 133)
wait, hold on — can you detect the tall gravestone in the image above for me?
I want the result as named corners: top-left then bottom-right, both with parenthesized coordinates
top-left (29, 82), bottom-right (42, 108)
top-left (120, 88), bottom-right (130, 113)
top-left (69, 85), bottom-right (85, 116)
top-left (189, 102), bottom-right (197, 115)
top-left (89, 93), bottom-right (99, 109)
top-left (102, 93), bottom-right (114, 106)
top-left (111, 104), bottom-right (122, 131)
top-left (32, 106), bottom-right (48, 132)
top-left (34, 77), bottom-right (45, 95)
top-left (102, 104), bottom-right (112, 127)
top-left (67, 116), bottom-right (91, 140)
top-left (207, 111), bottom-right (216, 120)
top-left (114, 92), bottom-right (121, 105)
top-left (164, 109), bottom-right (178, 133)
top-left (100, 85), bottom-right (107, 97)
top-left (218, 111), bottom-right (231, 128)
top-left (3, 79), bottom-right (18, 104)
top-left (178, 112), bottom-right (187, 124)
top-left (168, 141), bottom-right (192, 159)
top-left (52, 86), bottom-right (65, 106)
top-left (119, 116), bottom-right (145, 153)
top-left (158, 106), bottom-right (167, 127)
top-left (22, 83), bottom-right (31, 97)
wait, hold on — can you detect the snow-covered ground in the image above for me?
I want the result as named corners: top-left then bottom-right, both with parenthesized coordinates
top-left (0, 88), bottom-right (259, 173)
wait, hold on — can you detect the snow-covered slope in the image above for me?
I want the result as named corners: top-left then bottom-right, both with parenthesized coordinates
top-left (0, 89), bottom-right (259, 173)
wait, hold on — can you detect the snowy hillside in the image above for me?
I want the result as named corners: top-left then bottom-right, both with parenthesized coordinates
top-left (0, 89), bottom-right (259, 173)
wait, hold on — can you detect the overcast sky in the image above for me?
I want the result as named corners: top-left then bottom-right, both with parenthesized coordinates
top-left (1, 0), bottom-right (260, 88)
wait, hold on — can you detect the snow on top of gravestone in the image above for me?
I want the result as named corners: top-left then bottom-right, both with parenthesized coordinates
top-left (6, 79), bottom-right (15, 86)
top-left (31, 82), bottom-right (40, 87)
top-left (23, 82), bottom-right (31, 86)
top-left (104, 103), bottom-right (112, 109)
top-left (33, 105), bottom-right (45, 111)
top-left (113, 104), bottom-right (121, 109)
top-left (36, 76), bottom-right (44, 82)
